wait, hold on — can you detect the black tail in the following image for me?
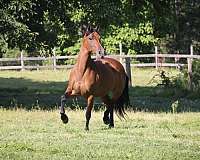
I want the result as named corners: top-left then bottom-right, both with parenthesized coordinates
top-left (114, 74), bottom-right (130, 118)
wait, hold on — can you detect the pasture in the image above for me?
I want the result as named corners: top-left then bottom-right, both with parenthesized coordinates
top-left (0, 68), bottom-right (200, 159)
top-left (0, 110), bottom-right (200, 160)
top-left (0, 68), bottom-right (199, 111)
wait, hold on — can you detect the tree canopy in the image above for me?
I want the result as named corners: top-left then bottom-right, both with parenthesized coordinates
top-left (0, 0), bottom-right (199, 57)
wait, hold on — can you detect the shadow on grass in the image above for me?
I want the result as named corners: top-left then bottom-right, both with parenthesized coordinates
top-left (0, 77), bottom-right (77, 110)
top-left (129, 87), bottom-right (200, 112)
top-left (0, 77), bottom-right (199, 112)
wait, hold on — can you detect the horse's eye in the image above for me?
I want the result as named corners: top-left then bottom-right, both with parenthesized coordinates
top-left (89, 37), bottom-right (93, 40)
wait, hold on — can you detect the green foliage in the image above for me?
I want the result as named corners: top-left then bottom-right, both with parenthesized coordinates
top-left (103, 22), bottom-right (157, 54)
top-left (149, 69), bottom-right (174, 87)
top-left (159, 0), bottom-right (200, 53)
top-left (191, 60), bottom-right (200, 90)
top-left (3, 48), bottom-right (22, 58)
top-left (0, 0), bottom-right (199, 57)
top-left (174, 60), bottom-right (200, 95)
top-left (173, 72), bottom-right (188, 90)
top-left (64, 40), bottom-right (81, 55)
top-left (0, 35), bottom-right (8, 57)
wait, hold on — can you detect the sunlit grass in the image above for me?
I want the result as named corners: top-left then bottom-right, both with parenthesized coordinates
top-left (0, 109), bottom-right (199, 160)
top-left (0, 70), bottom-right (69, 82)
top-left (0, 68), bottom-right (199, 159)
top-left (132, 67), bottom-right (180, 86)
top-left (0, 67), bottom-right (180, 88)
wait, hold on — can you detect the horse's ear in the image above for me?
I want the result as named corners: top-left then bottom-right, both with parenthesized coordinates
top-left (87, 25), bottom-right (92, 33)
top-left (81, 24), bottom-right (87, 36)
top-left (94, 26), bottom-right (100, 33)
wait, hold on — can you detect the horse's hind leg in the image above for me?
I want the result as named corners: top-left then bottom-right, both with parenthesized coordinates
top-left (85, 95), bottom-right (94, 131)
top-left (103, 108), bottom-right (110, 125)
top-left (101, 95), bottom-right (114, 128)
top-left (109, 106), bottom-right (114, 128)
top-left (101, 96), bottom-right (110, 125)
top-left (104, 106), bottom-right (114, 128)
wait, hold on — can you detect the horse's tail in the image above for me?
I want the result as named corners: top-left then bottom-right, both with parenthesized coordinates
top-left (114, 74), bottom-right (130, 119)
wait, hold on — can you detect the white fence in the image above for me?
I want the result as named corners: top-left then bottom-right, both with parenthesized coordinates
top-left (0, 45), bottom-right (200, 89)
top-left (0, 48), bottom-right (199, 70)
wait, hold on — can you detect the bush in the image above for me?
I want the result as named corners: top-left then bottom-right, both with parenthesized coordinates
top-left (191, 60), bottom-right (200, 91)
top-left (149, 69), bottom-right (174, 87)
top-left (174, 59), bottom-right (200, 93)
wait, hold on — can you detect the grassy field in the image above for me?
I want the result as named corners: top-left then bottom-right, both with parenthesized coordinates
top-left (0, 110), bottom-right (199, 160)
top-left (0, 68), bottom-right (199, 111)
top-left (0, 69), bottom-right (199, 159)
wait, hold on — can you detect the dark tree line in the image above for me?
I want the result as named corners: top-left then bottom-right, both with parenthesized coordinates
top-left (0, 0), bottom-right (199, 57)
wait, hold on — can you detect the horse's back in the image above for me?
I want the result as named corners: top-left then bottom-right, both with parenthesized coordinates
top-left (98, 57), bottom-right (126, 74)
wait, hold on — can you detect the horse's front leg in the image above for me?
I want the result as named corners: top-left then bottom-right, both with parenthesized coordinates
top-left (85, 95), bottom-right (94, 131)
top-left (60, 94), bottom-right (69, 124)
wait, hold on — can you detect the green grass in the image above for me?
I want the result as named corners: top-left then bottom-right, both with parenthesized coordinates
top-left (0, 70), bottom-right (68, 93)
top-left (0, 69), bottom-right (199, 159)
top-left (132, 67), bottom-right (180, 87)
top-left (0, 68), bottom-right (177, 89)
top-left (0, 110), bottom-right (199, 160)
top-left (0, 68), bottom-right (200, 111)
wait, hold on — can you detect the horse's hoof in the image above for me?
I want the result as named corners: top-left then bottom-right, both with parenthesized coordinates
top-left (103, 117), bottom-right (110, 125)
top-left (109, 124), bottom-right (114, 129)
top-left (61, 113), bottom-right (68, 124)
top-left (85, 127), bottom-right (89, 131)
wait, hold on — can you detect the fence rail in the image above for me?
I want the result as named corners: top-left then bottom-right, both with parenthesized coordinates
top-left (0, 45), bottom-right (200, 89)
top-left (1, 54), bottom-right (200, 70)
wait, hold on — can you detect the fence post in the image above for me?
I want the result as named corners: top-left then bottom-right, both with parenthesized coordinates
top-left (20, 50), bottom-right (25, 71)
top-left (119, 43), bottom-right (132, 86)
top-left (119, 43), bottom-right (123, 64)
top-left (187, 45), bottom-right (193, 90)
top-left (155, 46), bottom-right (158, 69)
top-left (53, 48), bottom-right (56, 71)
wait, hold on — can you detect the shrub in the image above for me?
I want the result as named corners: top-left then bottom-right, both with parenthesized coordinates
top-left (174, 59), bottom-right (200, 92)
top-left (149, 69), bottom-right (174, 87)
top-left (191, 60), bottom-right (200, 91)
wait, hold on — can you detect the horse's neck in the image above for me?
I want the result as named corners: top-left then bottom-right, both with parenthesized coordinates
top-left (76, 48), bottom-right (92, 81)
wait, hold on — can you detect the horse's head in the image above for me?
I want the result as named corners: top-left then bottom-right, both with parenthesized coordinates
top-left (81, 25), bottom-right (104, 57)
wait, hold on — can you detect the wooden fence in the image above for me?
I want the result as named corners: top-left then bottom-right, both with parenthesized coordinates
top-left (0, 45), bottom-right (200, 89)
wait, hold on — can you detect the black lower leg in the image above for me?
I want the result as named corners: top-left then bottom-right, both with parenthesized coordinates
top-left (60, 95), bottom-right (68, 124)
top-left (85, 111), bottom-right (91, 131)
top-left (103, 109), bottom-right (110, 125)
top-left (109, 108), bottom-right (114, 128)
top-left (60, 113), bottom-right (68, 124)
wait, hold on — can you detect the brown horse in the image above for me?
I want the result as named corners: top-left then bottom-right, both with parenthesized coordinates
top-left (60, 25), bottom-right (129, 130)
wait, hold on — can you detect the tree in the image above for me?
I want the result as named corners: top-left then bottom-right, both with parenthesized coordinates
top-left (0, 0), bottom-right (199, 57)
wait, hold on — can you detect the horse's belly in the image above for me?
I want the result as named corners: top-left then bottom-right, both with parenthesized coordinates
top-left (90, 76), bottom-right (116, 97)
top-left (80, 78), bottom-right (113, 98)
